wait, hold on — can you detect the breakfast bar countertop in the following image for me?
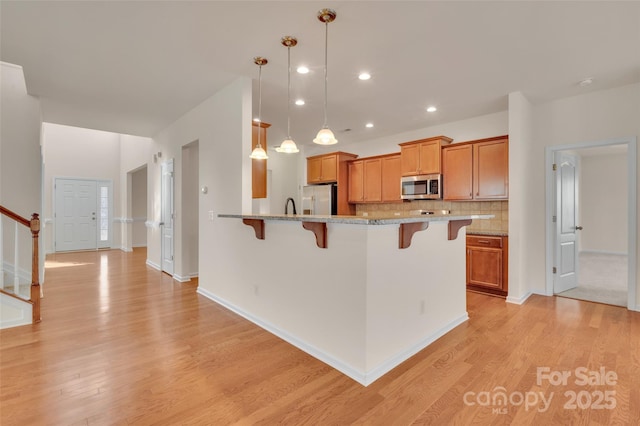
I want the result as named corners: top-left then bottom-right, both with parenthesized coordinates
top-left (218, 213), bottom-right (494, 225)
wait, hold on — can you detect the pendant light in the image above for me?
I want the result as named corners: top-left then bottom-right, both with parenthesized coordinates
top-left (250, 57), bottom-right (269, 160)
top-left (275, 36), bottom-right (300, 153)
top-left (313, 8), bottom-right (338, 145)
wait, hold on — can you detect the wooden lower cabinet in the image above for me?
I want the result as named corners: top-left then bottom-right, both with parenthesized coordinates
top-left (466, 234), bottom-right (508, 297)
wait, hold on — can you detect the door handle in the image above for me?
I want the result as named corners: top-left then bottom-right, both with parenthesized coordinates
top-left (575, 226), bottom-right (583, 231)
top-left (159, 222), bottom-right (165, 226)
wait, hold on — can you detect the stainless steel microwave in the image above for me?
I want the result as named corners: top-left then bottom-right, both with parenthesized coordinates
top-left (401, 174), bottom-right (442, 200)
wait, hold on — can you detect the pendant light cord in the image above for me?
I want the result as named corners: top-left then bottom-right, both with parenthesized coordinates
top-left (287, 46), bottom-right (291, 139)
top-left (257, 64), bottom-right (263, 148)
top-left (323, 21), bottom-right (328, 128)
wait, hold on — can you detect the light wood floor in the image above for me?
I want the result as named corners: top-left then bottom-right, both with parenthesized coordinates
top-left (1, 248), bottom-right (639, 425)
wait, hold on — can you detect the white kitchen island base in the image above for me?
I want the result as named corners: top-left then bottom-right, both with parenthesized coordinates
top-left (199, 214), bottom-right (489, 386)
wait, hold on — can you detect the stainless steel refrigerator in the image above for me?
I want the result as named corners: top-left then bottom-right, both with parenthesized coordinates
top-left (301, 184), bottom-right (337, 215)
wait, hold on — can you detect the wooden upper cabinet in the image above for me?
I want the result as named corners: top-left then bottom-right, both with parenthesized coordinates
top-left (251, 121), bottom-right (270, 199)
top-left (307, 157), bottom-right (323, 183)
top-left (400, 144), bottom-right (419, 176)
top-left (363, 159), bottom-right (382, 202)
top-left (348, 154), bottom-right (401, 204)
top-left (307, 152), bottom-right (346, 184)
top-left (348, 158), bottom-right (381, 203)
top-left (443, 136), bottom-right (509, 201)
top-left (442, 144), bottom-right (473, 200)
top-left (320, 155), bottom-right (337, 182)
top-left (399, 136), bottom-right (452, 176)
top-left (381, 154), bottom-right (401, 202)
top-left (474, 138), bottom-right (509, 200)
top-left (348, 160), bottom-right (364, 203)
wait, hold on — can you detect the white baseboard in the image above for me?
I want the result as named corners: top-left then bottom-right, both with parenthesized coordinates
top-left (145, 259), bottom-right (161, 271)
top-left (173, 273), bottom-right (198, 283)
top-left (132, 244), bottom-right (147, 248)
top-left (362, 313), bottom-right (469, 386)
top-left (196, 287), bottom-right (469, 386)
top-left (506, 291), bottom-right (533, 305)
top-left (119, 246), bottom-right (133, 253)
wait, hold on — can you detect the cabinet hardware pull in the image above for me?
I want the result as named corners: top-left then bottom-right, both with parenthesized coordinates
top-left (478, 240), bottom-right (490, 244)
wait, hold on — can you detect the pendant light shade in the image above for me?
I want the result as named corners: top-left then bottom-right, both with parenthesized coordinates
top-left (313, 8), bottom-right (338, 146)
top-left (275, 36), bottom-right (300, 154)
top-left (250, 57), bottom-right (269, 160)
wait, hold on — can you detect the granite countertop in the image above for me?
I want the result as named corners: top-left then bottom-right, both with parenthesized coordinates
top-left (219, 213), bottom-right (494, 225)
top-left (467, 230), bottom-right (509, 237)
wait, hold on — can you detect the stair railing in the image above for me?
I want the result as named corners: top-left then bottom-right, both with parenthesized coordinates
top-left (0, 205), bottom-right (41, 323)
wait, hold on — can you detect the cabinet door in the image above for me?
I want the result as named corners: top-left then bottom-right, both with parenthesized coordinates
top-left (320, 155), bottom-right (338, 182)
top-left (348, 161), bottom-right (364, 202)
top-left (443, 144), bottom-right (473, 200)
top-left (307, 157), bottom-right (322, 183)
top-left (363, 159), bottom-right (382, 202)
top-left (418, 141), bottom-right (441, 174)
top-left (467, 246), bottom-right (503, 290)
top-left (252, 123), bottom-right (268, 198)
top-left (400, 144), bottom-right (420, 176)
top-left (474, 139), bottom-right (508, 200)
top-left (381, 155), bottom-right (401, 202)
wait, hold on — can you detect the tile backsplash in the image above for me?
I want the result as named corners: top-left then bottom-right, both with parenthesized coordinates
top-left (356, 200), bottom-right (508, 233)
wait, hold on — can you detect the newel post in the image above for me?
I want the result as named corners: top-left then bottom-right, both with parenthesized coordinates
top-left (30, 213), bottom-right (41, 323)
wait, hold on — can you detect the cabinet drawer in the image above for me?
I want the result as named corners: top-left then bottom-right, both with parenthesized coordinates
top-left (467, 235), bottom-right (502, 248)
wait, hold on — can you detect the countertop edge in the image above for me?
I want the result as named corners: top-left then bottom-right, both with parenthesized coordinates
top-left (467, 231), bottom-right (509, 237)
top-left (219, 213), bottom-right (494, 225)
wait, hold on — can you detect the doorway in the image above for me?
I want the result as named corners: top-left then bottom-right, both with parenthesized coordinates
top-left (545, 138), bottom-right (637, 309)
top-left (54, 178), bottom-right (112, 252)
top-left (161, 160), bottom-right (174, 276)
top-left (180, 141), bottom-right (199, 282)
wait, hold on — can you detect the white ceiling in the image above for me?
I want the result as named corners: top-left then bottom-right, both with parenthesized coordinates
top-left (2, 1), bottom-right (639, 146)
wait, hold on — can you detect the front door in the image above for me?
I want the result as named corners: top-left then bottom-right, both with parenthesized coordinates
top-left (161, 160), bottom-right (175, 275)
top-left (555, 153), bottom-right (580, 293)
top-left (55, 179), bottom-right (97, 252)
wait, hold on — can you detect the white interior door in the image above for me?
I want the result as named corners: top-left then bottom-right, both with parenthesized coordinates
top-left (555, 153), bottom-right (580, 293)
top-left (55, 179), bottom-right (98, 252)
top-left (161, 160), bottom-right (175, 275)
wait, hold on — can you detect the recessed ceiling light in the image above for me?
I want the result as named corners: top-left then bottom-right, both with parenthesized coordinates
top-left (426, 106), bottom-right (437, 113)
top-left (297, 66), bottom-right (309, 74)
top-left (295, 99), bottom-right (305, 106)
top-left (365, 123), bottom-right (374, 128)
top-left (578, 77), bottom-right (594, 87)
top-left (358, 72), bottom-right (371, 81)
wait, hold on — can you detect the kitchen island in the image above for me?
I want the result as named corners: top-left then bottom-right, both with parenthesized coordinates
top-left (199, 213), bottom-right (491, 385)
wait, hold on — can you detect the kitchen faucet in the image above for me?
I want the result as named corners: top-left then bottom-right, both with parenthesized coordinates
top-left (285, 197), bottom-right (297, 215)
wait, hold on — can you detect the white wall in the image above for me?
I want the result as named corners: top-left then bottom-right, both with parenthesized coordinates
top-left (150, 77), bottom-right (251, 283)
top-left (305, 111), bottom-right (509, 160)
top-left (181, 141), bottom-right (199, 278)
top-left (42, 123), bottom-right (121, 253)
top-left (120, 134), bottom-right (152, 251)
top-left (42, 123), bottom-right (152, 253)
top-left (507, 91), bottom-right (535, 304)
top-left (0, 62), bottom-right (43, 286)
top-left (131, 167), bottom-right (147, 248)
top-left (529, 82), bottom-right (640, 308)
top-left (0, 62), bottom-right (42, 215)
top-left (579, 152), bottom-right (628, 254)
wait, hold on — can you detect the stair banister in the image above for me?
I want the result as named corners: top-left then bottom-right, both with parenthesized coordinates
top-left (0, 205), bottom-right (41, 323)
